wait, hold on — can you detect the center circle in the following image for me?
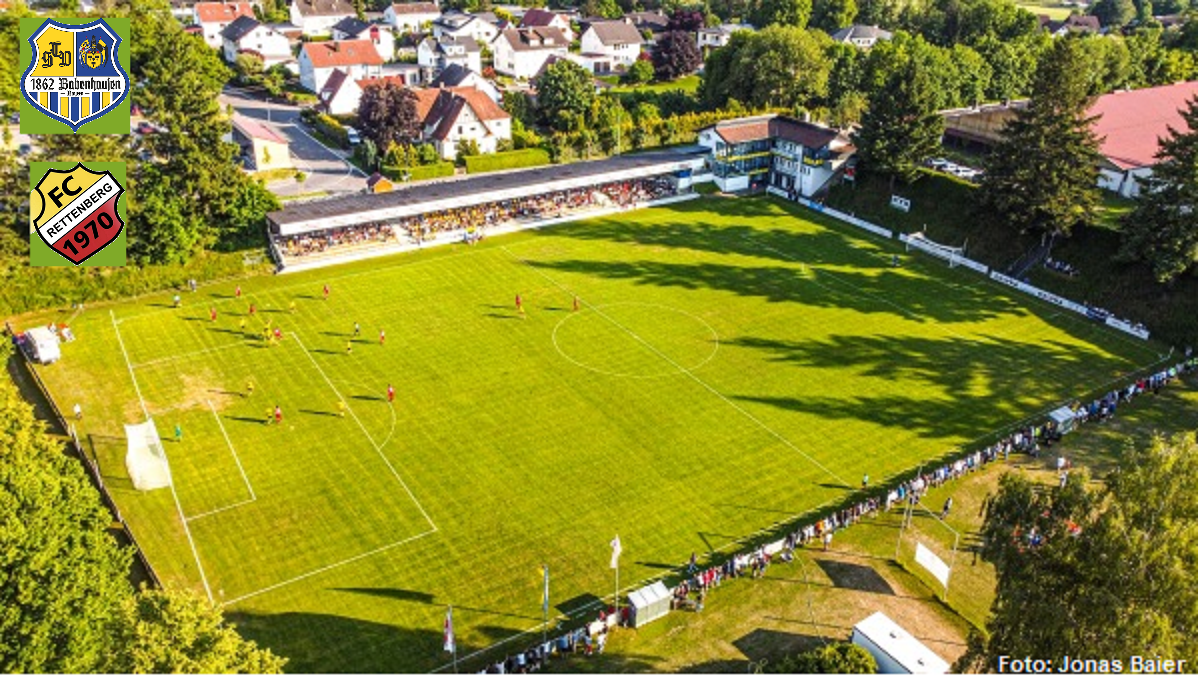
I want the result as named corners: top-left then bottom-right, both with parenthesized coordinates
top-left (552, 302), bottom-right (720, 378)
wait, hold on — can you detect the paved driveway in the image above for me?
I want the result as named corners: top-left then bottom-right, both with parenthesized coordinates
top-left (220, 86), bottom-right (366, 198)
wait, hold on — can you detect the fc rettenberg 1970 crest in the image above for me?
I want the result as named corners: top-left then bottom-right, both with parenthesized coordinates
top-left (31, 163), bottom-right (126, 266)
top-left (21, 19), bottom-right (129, 133)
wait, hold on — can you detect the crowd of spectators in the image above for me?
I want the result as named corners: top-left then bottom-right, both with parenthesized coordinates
top-left (473, 354), bottom-right (1198, 674)
top-left (1044, 257), bottom-right (1079, 277)
top-left (277, 177), bottom-right (680, 260)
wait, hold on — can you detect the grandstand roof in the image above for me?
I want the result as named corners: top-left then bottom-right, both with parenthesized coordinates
top-left (1091, 81), bottom-right (1198, 170)
top-left (267, 149), bottom-right (706, 235)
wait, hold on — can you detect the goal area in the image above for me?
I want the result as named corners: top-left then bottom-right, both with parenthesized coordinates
top-left (904, 232), bottom-right (966, 267)
top-left (125, 419), bottom-right (172, 491)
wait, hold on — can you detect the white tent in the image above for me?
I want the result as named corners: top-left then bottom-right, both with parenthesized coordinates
top-left (628, 581), bottom-right (671, 628)
top-left (125, 420), bottom-right (172, 491)
top-left (852, 612), bottom-right (949, 674)
top-left (1049, 406), bottom-right (1077, 435)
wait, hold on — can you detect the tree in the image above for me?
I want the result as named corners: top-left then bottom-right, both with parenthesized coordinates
top-left (852, 56), bottom-right (944, 188)
top-left (625, 57), bottom-right (655, 84)
top-left (977, 39), bottom-right (1102, 237)
top-left (582, 0), bottom-right (623, 18)
top-left (1118, 96), bottom-right (1198, 284)
top-left (535, 60), bottom-right (596, 131)
top-left (700, 26), bottom-right (832, 110)
top-left (957, 433), bottom-right (1198, 672)
top-left (810, 0), bottom-right (858, 31)
top-left (1091, 0), bottom-right (1136, 27)
top-left (652, 30), bottom-right (702, 80)
top-left (669, 8), bottom-right (707, 30)
top-left (358, 82), bottom-right (422, 150)
top-left (748, 0), bottom-right (813, 27)
top-left (234, 52), bottom-right (265, 84)
top-left (768, 643), bottom-right (878, 673)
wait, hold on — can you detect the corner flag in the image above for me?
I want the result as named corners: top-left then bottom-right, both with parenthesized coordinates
top-left (610, 535), bottom-right (622, 569)
top-left (542, 565), bottom-right (550, 616)
top-left (443, 606), bottom-right (455, 654)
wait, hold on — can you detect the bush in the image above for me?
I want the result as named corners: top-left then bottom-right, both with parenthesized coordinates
top-left (381, 162), bottom-right (455, 182)
top-left (464, 148), bottom-right (551, 174)
top-left (312, 112), bottom-right (349, 147)
top-left (767, 643), bottom-right (877, 674)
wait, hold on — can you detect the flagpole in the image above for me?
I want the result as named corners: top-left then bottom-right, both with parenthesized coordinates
top-left (542, 564), bottom-right (549, 646)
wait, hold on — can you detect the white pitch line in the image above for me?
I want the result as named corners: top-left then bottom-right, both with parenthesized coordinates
top-left (111, 310), bottom-right (215, 603)
top-left (208, 399), bottom-right (256, 501)
top-left (292, 334), bottom-right (436, 531)
top-left (221, 527), bottom-right (438, 607)
top-left (499, 246), bottom-right (850, 488)
top-left (132, 341), bottom-right (246, 370)
top-left (187, 498), bottom-right (257, 523)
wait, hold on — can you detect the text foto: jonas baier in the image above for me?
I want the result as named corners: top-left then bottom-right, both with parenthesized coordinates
top-left (997, 656), bottom-right (1189, 673)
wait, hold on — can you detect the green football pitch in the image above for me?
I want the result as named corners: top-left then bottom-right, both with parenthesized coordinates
top-left (27, 196), bottom-right (1163, 671)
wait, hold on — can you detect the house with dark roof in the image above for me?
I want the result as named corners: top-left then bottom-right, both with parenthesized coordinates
top-left (432, 11), bottom-right (500, 43)
top-left (318, 69), bottom-right (409, 115)
top-left (627, 10), bottom-right (670, 34)
top-left (492, 26), bottom-right (570, 79)
top-left (414, 85), bottom-right (512, 159)
top-left (429, 63), bottom-right (501, 102)
top-left (697, 23), bottom-right (751, 51)
top-left (417, 35), bottom-right (482, 79)
top-left (384, 1), bottom-right (441, 32)
top-left (830, 24), bottom-right (893, 48)
top-left (299, 39), bottom-right (384, 92)
top-left (332, 17), bottom-right (395, 62)
top-left (579, 20), bottom-right (644, 68)
top-left (1040, 13), bottom-right (1101, 35)
top-left (193, 2), bottom-right (254, 48)
top-left (697, 114), bottom-right (855, 195)
top-left (290, 0), bottom-right (357, 36)
top-left (221, 16), bottom-right (293, 66)
top-left (518, 8), bottom-right (575, 42)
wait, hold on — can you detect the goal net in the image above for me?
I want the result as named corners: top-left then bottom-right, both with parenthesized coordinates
top-left (895, 499), bottom-right (960, 600)
top-left (125, 419), bottom-right (172, 491)
top-left (904, 232), bottom-right (966, 267)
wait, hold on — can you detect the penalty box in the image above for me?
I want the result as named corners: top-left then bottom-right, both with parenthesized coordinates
top-left (121, 324), bottom-right (434, 604)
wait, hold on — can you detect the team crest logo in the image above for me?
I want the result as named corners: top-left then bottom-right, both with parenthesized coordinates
top-left (21, 19), bottom-right (129, 132)
top-left (31, 163), bottom-right (125, 266)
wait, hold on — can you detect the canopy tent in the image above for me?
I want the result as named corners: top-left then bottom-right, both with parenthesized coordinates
top-left (628, 581), bottom-right (671, 628)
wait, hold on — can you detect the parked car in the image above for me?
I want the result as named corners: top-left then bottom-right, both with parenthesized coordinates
top-left (346, 127), bottom-right (361, 145)
top-left (136, 121), bottom-right (156, 135)
top-left (927, 158), bottom-right (950, 170)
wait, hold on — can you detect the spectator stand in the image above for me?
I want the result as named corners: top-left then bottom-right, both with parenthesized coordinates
top-left (267, 151), bottom-right (707, 274)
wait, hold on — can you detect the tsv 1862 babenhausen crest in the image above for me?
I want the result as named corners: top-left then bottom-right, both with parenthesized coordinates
top-left (31, 163), bottom-right (125, 266)
top-left (21, 19), bottom-right (128, 132)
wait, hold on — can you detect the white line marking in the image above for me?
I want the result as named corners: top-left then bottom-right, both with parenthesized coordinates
top-left (501, 246), bottom-right (850, 488)
top-left (551, 302), bottom-right (720, 379)
top-left (111, 310), bottom-right (215, 603)
top-left (187, 498), bottom-right (257, 522)
top-left (208, 399), bottom-right (256, 501)
top-left (222, 528), bottom-right (438, 607)
top-left (132, 341), bottom-right (246, 369)
top-left (292, 333), bottom-right (436, 531)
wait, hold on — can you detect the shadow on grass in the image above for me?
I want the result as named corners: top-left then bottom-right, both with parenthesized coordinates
top-left (732, 627), bottom-right (826, 665)
top-left (333, 587), bottom-right (435, 604)
top-left (814, 559), bottom-right (896, 595)
top-left (300, 408), bottom-right (341, 417)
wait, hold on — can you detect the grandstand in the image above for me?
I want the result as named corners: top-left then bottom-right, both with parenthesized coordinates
top-left (267, 150), bottom-right (708, 272)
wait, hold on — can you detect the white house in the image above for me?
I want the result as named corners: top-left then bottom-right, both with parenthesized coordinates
top-left (193, 2), bottom-right (254, 49)
top-left (413, 86), bottom-right (511, 160)
top-left (579, 21), bottom-right (643, 68)
top-left (222, 16), bottom-right (293, 66)
top-left (298, 39), bottom-right (384, 92)
top-left (492, 26), bottom-right (569, 80)
top-left (431, 11), bottom-right (499, 43)
top-left (384, 1), bottom-right (441, 33)
top-left (318, 70), bottom-right (408, 115)
top-left (427, 62), bottom-right (501, 101)
top-left (518, 7), bottom-right (574, 42)
top-left (830, 24), bottom-right (893, 48)
top-left (697, 114), bottom-right (854, 195)
top-left (697, 23), bottom-right (748, 51)
top-left (332, 17), bottom-right (395, 62)
top-left (417, 35), bottom-right (482, 78)
top-left (290, 0), bottom-right (357, 36)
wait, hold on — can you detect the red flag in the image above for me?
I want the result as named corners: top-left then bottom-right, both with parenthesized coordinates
top-left (443, 606), bottom-right (455, 654)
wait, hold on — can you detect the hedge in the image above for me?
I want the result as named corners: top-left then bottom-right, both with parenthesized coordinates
top-left (464, 148), bottom-right (551, 174)
top-left (381, 162), bottom-right (455, 182)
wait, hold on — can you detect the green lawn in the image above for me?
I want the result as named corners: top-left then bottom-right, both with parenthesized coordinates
top-left (19, 196), bottom-right (1163, 672)
top-left (1014, 1), bottom-right (1074, 19)
top-left (609, 75), bottom-right (701, 94)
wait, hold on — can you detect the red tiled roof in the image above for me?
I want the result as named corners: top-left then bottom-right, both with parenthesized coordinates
top-left (302, 40), bottom-right (385, 68)
top-left (194, 1), bottom-right (253, 24)
top-left (453, 86), bottom-right (507, 121)
top-left (1091, 82), bottom-right (1198, 169)
top-left (356, 75), bottom-right (409, 89)
top-left (520, 8), bottom-right (563, 28)
top-left (709, 115), bottom-right (839, 149)
top-left (233, 113), bottom-right (287, 144)
top-left (712, 119), bottom-right (770, 143)
top-left (390, 1), bottom-right (440, 13)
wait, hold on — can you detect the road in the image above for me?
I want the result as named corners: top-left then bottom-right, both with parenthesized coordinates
top-left (219, 86), bottom-right (366, 198)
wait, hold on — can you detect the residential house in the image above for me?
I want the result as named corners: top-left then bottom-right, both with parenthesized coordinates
top-left (318, 69), bottom-right (409, 115)
top-left (830, 24), bottom-right (893, 48)
top-left (232, 113), bottom-right (292, 170)
top-left (697, 114), bottom-right (854, 195)
top-left (432, 11), bottom-right (500, 43)
top-left (290, 0), bottom-right (357, 36)
top-left (429, 62), bottom-right (501, 102)
top-left (492, 26), bottom-right (569, 79)
top-left (366, 172), bottom-right (395, 192)
top-left (332, 17), bottom-right (396, 62)
top-left (518, 8), bottom-right (575, 42)
top-left (696, 23), bottom-right (748, 51)
top-left (579, 21), bottom-right (643, 69)
top-left (412, 85), bottom-right (511, 160)
top-left (574, 52), bottom-right (615, 75)
top-left (627, 10), bottom-right (669, 35)
top-left (193, 2), bottom-right (254, 49)
top-left (417, 35), bottom-right (482, 79)
top-left (1039, 13), bottom-right (1101, 35)
top-left (299, 39), bottom-right (384, 92)
top-left (384, 2), bottom-right (441, 33)
top-left (221, 16), bottom-right (293, 66)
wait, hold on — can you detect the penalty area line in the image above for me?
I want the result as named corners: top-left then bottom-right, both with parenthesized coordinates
top-left (208, 399), bottom-right (256, 501)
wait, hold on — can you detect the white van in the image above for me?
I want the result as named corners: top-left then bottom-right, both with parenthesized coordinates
top-left (346, 127), bottom-right (361, 146)
top-left (24, 326), bottom-right (61, 364)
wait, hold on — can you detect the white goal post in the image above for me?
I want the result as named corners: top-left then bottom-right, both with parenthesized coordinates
top-left (125, 419), bottom-right (172, 491)
top-left (904, 232), bottom-right (966, 268)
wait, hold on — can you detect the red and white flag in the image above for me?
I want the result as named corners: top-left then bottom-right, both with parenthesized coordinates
top-left (443, 606), bottom-right (455, 654)
top-left (610, 535), bottom-right (622, 569)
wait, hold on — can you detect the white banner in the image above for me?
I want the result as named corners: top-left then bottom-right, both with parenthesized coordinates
top-left (915, 542), bottom-right (950, 587)
top-left (988, 271), bottom-right (1091, 315)
top-left (1105, 316), bottom-right (1151, 340)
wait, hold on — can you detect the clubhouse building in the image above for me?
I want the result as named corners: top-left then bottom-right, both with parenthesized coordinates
top-left (696, 115), bottom-right (856, 197)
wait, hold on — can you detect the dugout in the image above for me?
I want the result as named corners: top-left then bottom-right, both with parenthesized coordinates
top-left (851, 612), bottom-right (949, 674)
top-left (1048, 406), bottom-right (1077, 435)
top-left (627, 581), bottom-right (671, 628)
